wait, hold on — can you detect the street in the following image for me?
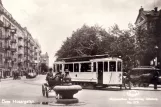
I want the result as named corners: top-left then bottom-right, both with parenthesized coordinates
top-left (0, 75), bottom-right (161, 107)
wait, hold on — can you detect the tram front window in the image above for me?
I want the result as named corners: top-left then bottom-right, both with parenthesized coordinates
top-left (104, 62), bottom-right (108, 72)
top-left (109, 61), bottom-right (116, 72)
top-left (53, 64), bottom-right (56, 72)
top-left (117, 62), bottom-right (122, 72)
top-left (57, 64), bottom-right (60, 72)
top-left (93, 62), bottom-right (96, 72)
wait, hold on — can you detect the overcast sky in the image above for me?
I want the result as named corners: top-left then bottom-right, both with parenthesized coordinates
top-left (2, 0), bottom-right (161, 67)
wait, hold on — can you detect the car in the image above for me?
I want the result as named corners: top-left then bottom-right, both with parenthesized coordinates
top-left (127, 66), bottom-right (160, 89)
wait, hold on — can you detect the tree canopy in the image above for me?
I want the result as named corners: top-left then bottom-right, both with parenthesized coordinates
top-left (55, 24), bottom-right (157, 71)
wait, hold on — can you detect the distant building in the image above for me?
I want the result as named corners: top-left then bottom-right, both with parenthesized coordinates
top-left (135, 7), bottom-right (161, 68)
top-left (40, 52), bottom-right (49, 67)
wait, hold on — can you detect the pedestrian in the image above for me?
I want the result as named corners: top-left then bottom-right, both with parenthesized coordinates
top-left (153, 70), bottom-right (159, 89)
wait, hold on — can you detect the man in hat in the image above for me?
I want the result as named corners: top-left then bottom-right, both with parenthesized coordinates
top-left (63, 69), bottom-right (71, 83)
top-left (46, 68), bottom-right (54, 81)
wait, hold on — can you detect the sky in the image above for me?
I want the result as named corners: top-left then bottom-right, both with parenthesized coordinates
top-left (2, 0), bottom-right (161, 67)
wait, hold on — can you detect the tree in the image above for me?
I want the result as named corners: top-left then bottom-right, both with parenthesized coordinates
top-left (135, 28), bottom-right (157, 66)
top-left (55, 24), bottom-right (112, 59)
top-left (107, 24), bottom-right (136, 71)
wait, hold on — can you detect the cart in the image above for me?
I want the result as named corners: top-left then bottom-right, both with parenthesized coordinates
top-left (42, 78), bottom-right (63, 98)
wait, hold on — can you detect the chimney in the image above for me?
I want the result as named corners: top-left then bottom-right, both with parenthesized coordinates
top-left (139, 6), bottom-right (144, 13)
top-left (154, 7), bottom-right (158, 12)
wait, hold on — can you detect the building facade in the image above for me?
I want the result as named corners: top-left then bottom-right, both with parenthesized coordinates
top-left (40, 52), bottom-right (49, 67)
top-left (0, 0), bottom-right (42, 78)
top-left (23, 27), bottom-right (42, 73)
top-left (135, 7), bottom-right (161, 68)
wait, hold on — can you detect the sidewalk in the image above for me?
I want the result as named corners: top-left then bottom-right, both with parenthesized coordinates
top-left (0, 77), bottom-right (13, 81)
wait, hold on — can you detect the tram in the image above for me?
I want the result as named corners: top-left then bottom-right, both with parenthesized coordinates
top-left (53, 55), bottom-right (123, 89)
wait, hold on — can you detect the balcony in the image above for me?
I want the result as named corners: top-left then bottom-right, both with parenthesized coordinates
top-left (18, 49), bottom-right (24, 55)
top-left (10, 39), bottom-right (17, 44)
top-left (5, 56), bottom-right (12, 61)
top-left (18, 44), bottom-right (23, 49)
top-left (11, 47), bottom-right (17, 52)
top-left (34, 57), bottom-right (37, 60)
top-left (18, 58), bottom-right (23, 63)
top-left (5, 35), bottom-right (11, 41)
top-left (0, 19), bottom-right (4, 27)
top-left (4, 23), bottom-right (11, 30)
top-left (34, 46), bottom-right (37, 49)
top-left (10, 28), bottom-right (17, 34)
top-left (5, 46), bottom-right (11, 51)
top-left (0, 36), bottom-right (5, 40)
top-left (18, 35), bottom-right (23, 40)
top-left (12, 58), bottom-right (17, 62)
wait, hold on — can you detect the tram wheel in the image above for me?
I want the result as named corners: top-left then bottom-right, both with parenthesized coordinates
top-left (42, 85), bottom-right (45, 96)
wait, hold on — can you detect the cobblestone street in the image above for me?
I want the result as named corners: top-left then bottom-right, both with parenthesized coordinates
top-left (0, 75), bottom-right (161, 107)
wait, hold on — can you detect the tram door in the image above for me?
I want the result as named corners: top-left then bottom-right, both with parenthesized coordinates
top-left (98, 62), bottom-right (103, 84)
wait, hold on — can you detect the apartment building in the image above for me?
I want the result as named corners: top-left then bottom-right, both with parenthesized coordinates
top-left (23, 28), bottom-right (41, 72)
top-left (0, 0), bottom-right (42, 78)
top-left (135, 7), bottom-right (161, 68)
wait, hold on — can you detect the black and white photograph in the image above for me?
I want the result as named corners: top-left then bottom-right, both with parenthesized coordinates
top-left (0, 0), bottom-right (161, 107)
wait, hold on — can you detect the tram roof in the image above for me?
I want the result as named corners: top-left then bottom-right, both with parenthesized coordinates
top-left (56, 54), bottom-right (109, 62)
top-left (56, 54), bottom-right (122, 62)
top-left (90, 57), bottom-right (122, 62)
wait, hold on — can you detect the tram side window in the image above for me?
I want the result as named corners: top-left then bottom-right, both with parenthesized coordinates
top-left (60, 64), bottom-right (62, 71)
top-left (53, 64), bottom-right (56, 72)
top-left (64, 64), bottom-right (69, 71)
top-left (81, 63), bottom-right (91, 72)
top-left (57, 64), bottom-right (60, 72)
top-left (104, 62), bottom-right (108, 72)
top-left (109, 61), bottom-right (116, 72)
top-left (117, 62), bottom-right (122, 72)
top-left (93, 62), bottom-right (96, 72)
top-left (74, 63), bottom-right (79, 72)
top-left (69, 64), bottom-right (73, 72)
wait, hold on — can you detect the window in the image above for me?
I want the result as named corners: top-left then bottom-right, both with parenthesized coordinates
top-left (104, 62), bottom-right (108, 72)
top-left (68, 64), bottom-right (73, 72)
top-left (0, 42), bottom-right (2, 48)
top-left (74, 63), bottom-right (79, 72)
top-left (64, 64), bottom-right (69, 70)
top-left (98, 62), bottom-right (103, 71)
top-left (57, 64), bottom-right (60, 72)
top-left (60, 64), bottom-right (62, 71)
top-left (93, 62), bottom-right (96, 72)
top-left (81, 63), bottom-right (91, 72)
top-left (117, 62), bottom-right (122, 72)
top-left (0, 54), bottom-right (2, 64)
top-left (109, 61), bottom-right (116, 72)
top-left (53, 64), bottom-right (56, 72)
top-left (0, 29), bottom-right (2, 37)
